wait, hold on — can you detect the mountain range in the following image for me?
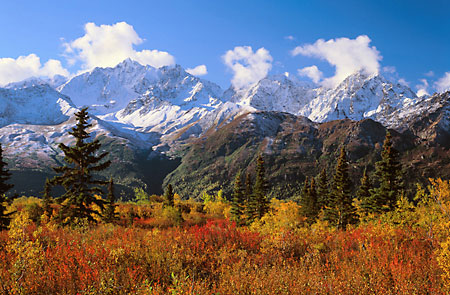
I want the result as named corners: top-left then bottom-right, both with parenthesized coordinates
top-left (1, 59), bottom-right (449, 198)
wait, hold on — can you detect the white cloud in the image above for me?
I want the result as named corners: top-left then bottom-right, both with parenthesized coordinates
top-left (425, 70), bottom-right (434, 77)
top-left (0, 54), bottom-right (69, 86)
top-left (383, 66), bottom-right (396, 74)
top-left (297, 65), bottom-right (323, 83)
top-left (222, 46), bottom-right (273, 89)
top-left (186, 64), bottom-right (208, 76)
top-left (285, 35), bottom-right (295, 41)
top-left (416, 79), bottom-right (429, 96)
top-left (64, 22), bottom-right (175, 70)
top-left (291, 35), bottom-right (382, 87)
top-left (435, 72), bottom-right (450, 92)
top-left (398, 78), bottom-right (410, 87)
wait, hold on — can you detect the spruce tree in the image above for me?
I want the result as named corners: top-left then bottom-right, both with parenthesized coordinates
top-left (357, 168), bottom-right (373, 214)
top-left (300, 177), bottom-right (319, 224)
top-left (51, 108), bottom-right (111, 226)
top-left (41, 178), bottom-right (53, 216)
top-left (253, 154), bottom-right (270, 219)
top-left (230, 171), bottom-right (244, 225)
top-left (300, 176), bottom-right (310, 206)
top-left (164, 184), bottom-right (175, 207)
top-left (103, 177), bottom-right (118, 223)
top-left (244, 172), bottom-right (256, 224)
top-left (327, 147), bottom-right (356, 230)
top-left (309, 178), bottom-right (319, 220)
top-left (0, 144), bottom-right (14, 230)
top-left (317, 168), bottom-right (329, 209)
top-left (372, 131), bottom-right (403, 212)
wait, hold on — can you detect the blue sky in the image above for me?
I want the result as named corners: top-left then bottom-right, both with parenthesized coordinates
top-left (0, 0), bottom-right (448, 93)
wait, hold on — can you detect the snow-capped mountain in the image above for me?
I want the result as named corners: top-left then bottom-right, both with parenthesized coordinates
top-left (227, 70), bottom-right (420, 128)
top-left (58, 59), bottom-right (228, 139)
top-left (5, 75), bottom-right (68, 89)
top-left (114, 63), bottom-right (224, 133)
top-left (224, 74), bottom-right (317, 114)
top-left (0, 60), bottom-right (445, 149)
top-left (0, 58), bottom-right (449, 196)
top-left (0, 60), bottom-right (447, 156)
top-left (299, 71), bottom-right (419, 124)
top-left (0, 84), bottom-right (76, 127)
top-left (59, 59), bottom-right (161, 116)
top-left (59, 59), bottom-right (223, 117)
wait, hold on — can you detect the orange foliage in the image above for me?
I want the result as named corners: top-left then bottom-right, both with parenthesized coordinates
top-left (0, 214), bottom-right (445, 294)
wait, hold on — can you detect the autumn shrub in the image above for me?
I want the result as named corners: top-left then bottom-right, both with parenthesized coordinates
top-left (0, 191), bottom-right (447, 294)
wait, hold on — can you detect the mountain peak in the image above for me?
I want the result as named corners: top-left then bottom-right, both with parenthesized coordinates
top-left (116, 58), bottom-right (147, 70)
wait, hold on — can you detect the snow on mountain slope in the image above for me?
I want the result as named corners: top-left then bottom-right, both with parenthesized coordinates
top-left (299, 71), bottom-right (418, 123)
top-left (224, 74), bottom-right (317, 114)
top-left (111, 63), bottom-right (224, 134)
top-left (0, 59), bottom-right (447, 160)
top-left (225, 71), bottom-right (421, 130)
top-left (58, 59), bottom-right (226, 140)
top-left (5, 75), bottom-right (68, 90)
top-left (0, 114), bottom-right (160, 170)
top-left (0, 84), bottom-right (77, 127)
top-left (60, 59), bottom-right (223, 119)
top-left (59, 59), bottom-right (159, 116)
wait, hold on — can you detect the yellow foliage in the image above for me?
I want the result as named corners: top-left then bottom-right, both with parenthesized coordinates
top-left (428, 178), bottom-right (450, 290)
top-left (203, 191), bottom-right (231, 219)
top-left (438, 230), bottom-right (450, 291)
top-left (7, 211), bottom-right (44, 293)
top-left (428, 178), bottom-right (450, 219)
top-left (251, 199), bottom-right (304, 235)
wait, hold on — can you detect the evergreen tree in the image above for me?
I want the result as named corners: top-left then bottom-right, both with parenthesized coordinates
top-left (253, 154), bottom-right (270, 219)
top-left (327, 147), bottom-right (356, 230)
top-left (300, 177), bottom-right (319, 224)
top-left (300, 176), bottom-right (310, 205)
top-left (309, 178), bottom-right (319, 220)
top-left (51, 108), bottom-right (111, 226)
top-left (317, 168), bottom-right (329, 209)
top-left (103, 177), bottom-right (118, 223)
top-left (230, 171), bottom-right (245, 225)
top-left (244, 172), bottom-right (256, 224)
top-left (372, 131), bottom-right (403, 212)
top-left (0, 144), bottom-right (14, 230)
top-left (164, 184), bottom-right (175, 207)
top-left (357, 168), bottom-right (374, 213)
top-left (41, 178), bottom-right (53, 216)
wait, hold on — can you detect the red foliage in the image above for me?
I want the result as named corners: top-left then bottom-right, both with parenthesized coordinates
top-left (0, 220), bottom-right (445, 294)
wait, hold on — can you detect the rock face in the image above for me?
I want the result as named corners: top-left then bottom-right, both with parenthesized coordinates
top-left (0, 59), bottom-right (449, 197)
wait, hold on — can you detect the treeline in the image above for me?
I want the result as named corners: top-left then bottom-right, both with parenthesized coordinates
top-left (229, 131), bottom-right (404, 230)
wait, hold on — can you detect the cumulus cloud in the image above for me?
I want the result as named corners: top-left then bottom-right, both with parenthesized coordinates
top-left (297, 65), bottom-right (323, 83)
top-left (222, 46), bottom-right (273, 89)
top-left (186, 65), bottom-right (208, 76)
top-left (425, 70), bottom-right (434, 77)
top-left (0, 54), bottom-right (69, 86)
top-left (64, 22), bottom-right (175, 70)
top-left (285, 35), bottom-right (295, 41)
top-left (416, 79), bottom-right (429, 96)
top-left (435, 72), bottom-right (450, 92)
top-left (291, 35), bottom-right (382, 87)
